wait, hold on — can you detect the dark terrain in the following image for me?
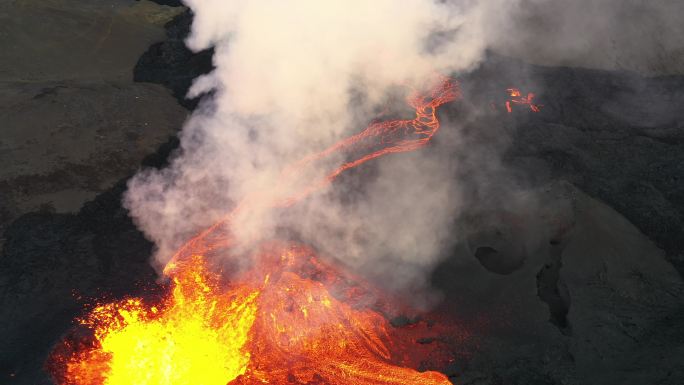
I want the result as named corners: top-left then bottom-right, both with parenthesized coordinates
top-left (1, 2), bottom-right (683, 385)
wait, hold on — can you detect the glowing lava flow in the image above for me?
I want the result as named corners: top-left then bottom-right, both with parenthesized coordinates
top-left (48, 78), bottom-right (460, 385)
top-left (232, 246), bottom-right (453, 385)
top-left (505, 88), bottom-right (541, 113)
top-left (51, 246), bottom-right (451, 385)
top-left (171, 76), bottom-right (459, 266)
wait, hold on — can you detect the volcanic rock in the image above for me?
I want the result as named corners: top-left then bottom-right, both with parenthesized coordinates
top-left (434, 183), bottom-right (684, 385)
top-left (464, 210), bottom-right (529, 275)
top-left (133, 9), bottom-right (214, 109)
top-left (459, 56), bottom-right (684, 275)
top-left (430, 56), bottom-right (684, 384)
top-left (0, 0), bottom-right (188, 247)
top-left (0, 0), bottom-right (180, 83)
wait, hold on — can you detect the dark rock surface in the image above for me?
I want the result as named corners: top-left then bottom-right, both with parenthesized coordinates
top-left (0, 0), bottom-right (188, 249)
top-left (0, 2), bottom-right (187, 382)
top-left (429, 57), bottom-right (684, 384)
top-left (134, 9), bottom-right (214, 109)
top-left (432, 183), bottom-right (684, 385)
top-left (0, 81), bottom-right (187, 242)
top-left (141, 0), bottom-right (183, 7)
top-left (0, 0), bottom-right (181, 83)
top-left (460, 56), bottom-right (684, 274)
top-left (0, 196), bottom-right (152, 385)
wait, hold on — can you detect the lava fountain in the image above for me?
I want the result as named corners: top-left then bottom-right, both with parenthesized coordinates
top-left (48, 77), bottom-right (460, 385)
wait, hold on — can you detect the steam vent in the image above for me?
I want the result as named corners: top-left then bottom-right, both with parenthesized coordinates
top-left (2, 1), bottom-right (683, 385)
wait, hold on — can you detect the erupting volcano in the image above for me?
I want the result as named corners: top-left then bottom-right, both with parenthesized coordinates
top-left (48, 77), bottom-right (460, 385)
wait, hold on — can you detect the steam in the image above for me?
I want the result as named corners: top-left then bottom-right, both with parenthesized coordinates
top-left (126, 0), bottom-right (494, 269)
top-left (124, 0), bottom-right (683, 297)
top-left (489, 0), bottom-right (684, 75)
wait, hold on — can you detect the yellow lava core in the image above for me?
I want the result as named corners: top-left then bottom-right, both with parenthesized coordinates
top-left (50, 250), bottom-right (451, 385)
top-left (57, 256), bottom-right (259, 385)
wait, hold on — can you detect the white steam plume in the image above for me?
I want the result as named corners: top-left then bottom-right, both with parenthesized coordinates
top-left (124, 0), bottom-right (683, 295)
top-left (124, 0), bottom-right (500, 274)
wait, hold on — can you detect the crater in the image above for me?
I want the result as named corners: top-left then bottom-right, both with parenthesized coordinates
top-left (474, 245), bottom-right (525, 275)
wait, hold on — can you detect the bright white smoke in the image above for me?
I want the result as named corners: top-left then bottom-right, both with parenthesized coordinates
top-left (124, 0), bottom-right (683, 296)
top-left (125, 0), bottom-right (502, 276)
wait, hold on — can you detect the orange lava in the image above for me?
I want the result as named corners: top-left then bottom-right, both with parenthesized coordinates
top-left (50, 247), bottom-right (452, 385)
top-left (48, 77), bottom-right (460, 385)
top-left (505, 87), bottom-right (541, 113)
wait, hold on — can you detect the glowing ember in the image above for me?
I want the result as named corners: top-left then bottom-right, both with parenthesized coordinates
top-left (48, 78), bottom-right (460, 385)
top-left (505, 87), bottom-right (541, 113)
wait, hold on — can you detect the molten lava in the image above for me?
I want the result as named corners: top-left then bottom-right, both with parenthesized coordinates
top-left (49, 78), bottom-right (460, 385)
top-left (51, 256), bottom-right (259, 385)
top-left (51, 249), bottom-right (452, 385)
top-left (171, 76), bottom-right (459, 266)
top-left (505, 87), bottom-right (541, 113)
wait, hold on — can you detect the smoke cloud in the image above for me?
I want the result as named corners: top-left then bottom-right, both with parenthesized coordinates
top-left (124, 0), bottom-right (683, 298)
top-left (125, 0), bottom-right (496, 269)
top-left (489, 0), bottom-right (684, 75)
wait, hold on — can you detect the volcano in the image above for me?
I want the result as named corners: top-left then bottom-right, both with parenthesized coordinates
top-left (47, 78), bottom-right (460, 385)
